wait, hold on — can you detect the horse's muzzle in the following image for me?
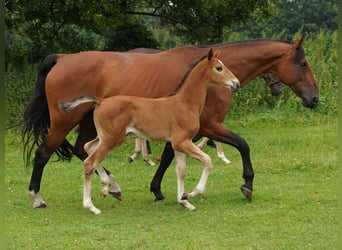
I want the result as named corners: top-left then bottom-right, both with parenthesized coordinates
top-left (302, 95), bottom-right (319, 108)
top-left (229, 79), bottom-right (240, 92)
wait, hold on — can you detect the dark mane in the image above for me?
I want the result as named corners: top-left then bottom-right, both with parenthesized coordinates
top-left (194, 38), bottom-right (292, 48)
top-left (166, 54), bottom-right (207, 96)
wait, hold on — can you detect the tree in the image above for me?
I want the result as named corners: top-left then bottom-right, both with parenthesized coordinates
top-left (5, 0), bottom-right (271, 65)
top-left (229, 0), bottom-right (338, 39)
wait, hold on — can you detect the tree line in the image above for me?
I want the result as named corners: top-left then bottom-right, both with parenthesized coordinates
top-left (5, 0), bottom-right (338, 67)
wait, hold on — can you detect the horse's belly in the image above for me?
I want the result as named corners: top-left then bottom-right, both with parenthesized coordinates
top-left (126, 126), bottom-right (170, 142)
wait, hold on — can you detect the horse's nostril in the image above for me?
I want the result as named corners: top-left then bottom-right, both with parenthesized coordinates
top-left (234, 80), bottom-right (240, 89)
top-left (313, 96), bottom-right (319, 104)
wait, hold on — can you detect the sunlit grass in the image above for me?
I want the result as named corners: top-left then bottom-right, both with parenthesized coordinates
top-left (5, 111), bottom-right (337, 249)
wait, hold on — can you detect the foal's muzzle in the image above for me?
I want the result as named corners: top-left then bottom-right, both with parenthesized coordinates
top-left (228, 79), bottom-right (240, 92)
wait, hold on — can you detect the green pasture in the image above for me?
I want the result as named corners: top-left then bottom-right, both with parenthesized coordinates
top-left (4, 110), bottom-right (337, 249)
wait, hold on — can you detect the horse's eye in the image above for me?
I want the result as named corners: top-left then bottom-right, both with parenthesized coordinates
top-left (215, 66), bottom-right (223, 72)
top-left (300, 62), bottom-right (306, 68)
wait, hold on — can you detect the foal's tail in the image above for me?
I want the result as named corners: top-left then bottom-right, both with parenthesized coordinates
top-left (59, 96), bottom-right (101, 112)
top-left (22, 54), bottom-right (74, 166)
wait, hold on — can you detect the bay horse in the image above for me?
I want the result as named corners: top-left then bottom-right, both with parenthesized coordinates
top-left (22, 37), bottom-right (318, 208)
top-left (128, 46), bottom-right (283, 166)
top-left (59, 50), bottom-right (240, 213)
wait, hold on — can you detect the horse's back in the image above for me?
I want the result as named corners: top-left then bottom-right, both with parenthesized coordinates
top-left (46, 51), bottom-right (193, 101)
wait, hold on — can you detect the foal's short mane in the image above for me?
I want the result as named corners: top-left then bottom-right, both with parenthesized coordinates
top-left (166, 54), bottom-right (208, 96)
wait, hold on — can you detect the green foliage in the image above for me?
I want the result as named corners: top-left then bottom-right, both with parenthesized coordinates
top-left (229, 0), bottom-right (338, 39)
top-left (5, 62), bottom-right (40, 127)
top-left (104, 22), bottom-right (159, 51)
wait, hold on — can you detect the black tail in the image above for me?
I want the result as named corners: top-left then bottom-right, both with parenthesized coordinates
top-left (22, 54), bottom-right (74, 167)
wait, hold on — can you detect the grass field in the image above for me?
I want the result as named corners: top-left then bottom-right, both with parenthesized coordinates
top-left (4, 110), bottom-right (337, 249)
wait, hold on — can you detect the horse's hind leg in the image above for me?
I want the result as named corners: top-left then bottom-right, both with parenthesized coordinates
top-left (28, 130), bottom-right (71, 208)
top-left (84, 139), bottom-right (122, 200)
top-left (197, 137), bottom-right (209, 149)
top-left (128, 138), bottom-right (141, 163)
top-left (141, 139), bottom-right (155, 166)
top-left (216, 142), bottom-right (231, 165)
top-left (75, 111), bottom-right (121, 200)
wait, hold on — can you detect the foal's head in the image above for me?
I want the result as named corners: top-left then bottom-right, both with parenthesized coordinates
top-left (206, 49), bottom-right (240, 92)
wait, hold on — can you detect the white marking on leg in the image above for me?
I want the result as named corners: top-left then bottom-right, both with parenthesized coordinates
top-left (28, 190), bottom-right (46, 208)
top-left (216, 142), bottom-right (231, 164)
top-left (189, 152), bottom-right (212, 198)
top-left (197, 137), bottom-right (209, 149)
top-left (141, 139), bottom-right (155, 166)
top-left (175, 151), bottom-right (196, 211)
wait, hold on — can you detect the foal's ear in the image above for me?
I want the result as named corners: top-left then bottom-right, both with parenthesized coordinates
top-left (207, 48), bottom-right (214, 60)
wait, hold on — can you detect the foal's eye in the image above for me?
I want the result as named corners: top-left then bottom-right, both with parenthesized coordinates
top-left (215, 66), bottom-right (223, 72)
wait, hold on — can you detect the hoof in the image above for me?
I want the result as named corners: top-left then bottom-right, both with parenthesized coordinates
top-left (181, 193), bottom-right (188, 200)
top-left (240, 185), bottom-right (252, 201)
top-left (128, 157), bottom-right (134, 163)
top-left (35, 203), bottom-right (47, 208)
top-left (152, 190), bottom-right (165, 201)
top-left (109, 191), bottom-right (122, 201)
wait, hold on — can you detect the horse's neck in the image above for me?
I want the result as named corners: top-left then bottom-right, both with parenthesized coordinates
top-left (216, 41), bottom-right (290, 86)
top-left (175, 63), bottom-right (208, 112)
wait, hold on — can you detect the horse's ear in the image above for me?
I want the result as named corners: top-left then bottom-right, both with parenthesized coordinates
top-left (213, 49), bottom-right (221, 58)
top-left (294, 35), bottom-right (305, 48)
top-left (207, 49), bottom-right (213, 60)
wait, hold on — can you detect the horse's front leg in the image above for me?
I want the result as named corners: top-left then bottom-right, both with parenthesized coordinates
top-left (174, 151), bottom-right (197, 211)
top-left (176, 142), bottom-right (213, 199)
top-left (199, 122), bottom-right (254, 200)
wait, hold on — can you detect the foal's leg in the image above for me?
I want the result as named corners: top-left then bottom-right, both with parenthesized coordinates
top-left (83, 139), bottom-right (114, 214)
top-left (84, 139), bottom-right (122, 200)
top-left (75, 112), bottom-right (122, 200)
top-left (173, 140), bottom-right (213, 201)
top-left (215, 142), bottom-right (231, 165)
top-left (141, 139), bottom-right (156, 166)
top-left (174, 151), bottom-right (196, 211)
top-left (197, 137), bottom-right (209, 149)
top-left (128, 138), bottom-right (141, 163)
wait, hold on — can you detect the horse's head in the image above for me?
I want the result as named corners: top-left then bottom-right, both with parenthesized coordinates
top-left (273, 36), bottom-right (319, 108)
top-left (207, 49), bottom-right (240, 92)
top-left (261, 72), bottom-right (283, 96)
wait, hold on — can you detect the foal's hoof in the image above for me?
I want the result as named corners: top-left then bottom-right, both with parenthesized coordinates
top-left (109, 191), bottom-right (122, 201)
top-left (128, 157), bottom-right (134, 163)
top-left (240, 185), bottom-right (252, 201)
top-left (181, 193), bottom-right (188, 200)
